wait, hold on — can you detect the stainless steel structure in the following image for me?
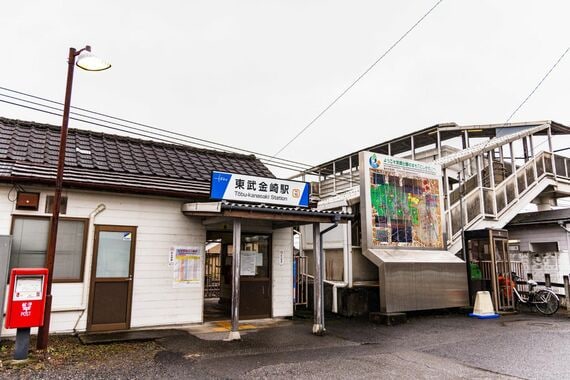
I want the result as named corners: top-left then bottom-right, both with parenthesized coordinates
top-left (365, 249), bottom-right (468, 313)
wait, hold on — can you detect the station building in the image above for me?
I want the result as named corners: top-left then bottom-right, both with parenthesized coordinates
top-left (0, 117), bottom-right (349, 337)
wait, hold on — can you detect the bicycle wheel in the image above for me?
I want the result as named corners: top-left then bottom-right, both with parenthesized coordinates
top-left (534, 290), bottom-right (560, 315)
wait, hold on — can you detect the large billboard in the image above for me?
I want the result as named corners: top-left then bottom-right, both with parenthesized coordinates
top-left (359, 152), bottom-right (444, 250)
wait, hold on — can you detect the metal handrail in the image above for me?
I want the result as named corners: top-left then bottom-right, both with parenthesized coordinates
top-left (446, 150), bottom-right (568, 246)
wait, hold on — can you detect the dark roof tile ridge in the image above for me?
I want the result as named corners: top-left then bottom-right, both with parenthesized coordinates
top-left (0, 116), bottom-right (260, 162)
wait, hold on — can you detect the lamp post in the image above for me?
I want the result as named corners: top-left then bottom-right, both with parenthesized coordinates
top-left (37, 46), bottom-right (110, 350)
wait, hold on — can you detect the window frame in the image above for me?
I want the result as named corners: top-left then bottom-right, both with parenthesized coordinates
top-left (10, 215), bottom-right (89, 283)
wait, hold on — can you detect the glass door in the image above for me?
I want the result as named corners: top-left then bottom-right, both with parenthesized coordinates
top-left (87, 225), bottom-right (137, 332)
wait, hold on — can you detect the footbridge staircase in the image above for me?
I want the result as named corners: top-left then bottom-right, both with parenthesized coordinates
top-left (437, 123), bottom-right (570, 254)
top-left (302, 120), bottom-right (570, 255)
top-left (294, 120), bottom-right (570, 314)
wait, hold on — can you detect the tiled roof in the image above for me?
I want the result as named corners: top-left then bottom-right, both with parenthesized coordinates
top-left (508, 208), bottom-right (570, 226)
top-left (0, 117), bottom-right (273, 197)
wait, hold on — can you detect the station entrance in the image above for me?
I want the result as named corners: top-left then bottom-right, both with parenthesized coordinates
top-left (203, 231), bottom-right (271, 321)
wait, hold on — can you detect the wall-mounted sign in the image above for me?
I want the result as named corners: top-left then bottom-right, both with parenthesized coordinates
top-left (210, 171), bottom-right (310, 207)
top-left (170, 246), bottom-right (203, 288)
top-left (240, 251), bottom-right (257, 276)
top-left (359, 152), bottom-right (445, 250)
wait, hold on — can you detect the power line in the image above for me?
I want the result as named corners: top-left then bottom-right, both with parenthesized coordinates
top-left (0, 91), bottom-right (363, 187)
top-left (506, 47), bottom-right (569, 123)
top-left (0, 97), bottom-right (318, 174)
top-left (452, 46), bottom-right (570, 176)
top-left (0, 86), bottom-right (312, 170)
top-left (272, 0), bottom-right (444, 158)
top-left (0, 88), bottom-right (316, 173)
top-left (0, 86), bottom-right (313, 170)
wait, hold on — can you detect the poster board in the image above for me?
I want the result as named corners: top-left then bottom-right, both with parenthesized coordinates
top-left (169, 246), bottom-right (203, 288)
top-left (240, 251), bottom-right (257, 276)
top-left (359, 152), bottom-right (445, 250)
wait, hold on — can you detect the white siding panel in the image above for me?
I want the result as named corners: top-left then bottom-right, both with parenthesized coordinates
top-left (272, 227), bottom-right (293, 317)
top-left (509, 225), bottom-right (568, 252)
top-left (51, 283), bottom-right (84, 309)
top-left (300, 223), bottom-right (347, 250)
top-left (71, 191), bottom-right (206, 328)
top-left (0, 186), bottom-right (15, 232)
top-left (0, 185), bottom-right (206, 334)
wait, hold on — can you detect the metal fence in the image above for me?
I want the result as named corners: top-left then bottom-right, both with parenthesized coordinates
top-left (204, 252), bottom-right (221, 298)
top-left (294, 255), bottom-right (309, 308)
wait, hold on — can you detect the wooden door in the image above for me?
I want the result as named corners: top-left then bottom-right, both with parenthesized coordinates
top-left (239, 235), bottom-right (271, 319)
top-left (87, 225), bottom-right (137, 332)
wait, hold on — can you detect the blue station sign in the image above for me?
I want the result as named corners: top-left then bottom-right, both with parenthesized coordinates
top-left (210, 171), bottom-right (310, 207)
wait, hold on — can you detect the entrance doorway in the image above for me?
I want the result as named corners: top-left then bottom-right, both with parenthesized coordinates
top-left (87, 225), bottom-right (137, 332)
top-left (465, 229), bottom-right (520, 312)
top-left (203, 232), bottom-right (271, 321)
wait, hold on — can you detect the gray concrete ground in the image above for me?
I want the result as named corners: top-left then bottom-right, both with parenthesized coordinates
top-left (153, 310), bottom-right (570, 379)
top-left (4, 310), bottom-right (570, 379)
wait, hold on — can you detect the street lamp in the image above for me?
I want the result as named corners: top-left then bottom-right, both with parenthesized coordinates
top-left (36, 45), bottom-right (110, 350)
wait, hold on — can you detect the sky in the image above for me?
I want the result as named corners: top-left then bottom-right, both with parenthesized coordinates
top-left (1, 1), bottom-right (569, 179)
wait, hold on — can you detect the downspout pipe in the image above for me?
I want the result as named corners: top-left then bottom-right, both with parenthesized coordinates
top-left (558, 221), bottom-right (570, 233)
top-left (73, 203), bottom-right (106, 334)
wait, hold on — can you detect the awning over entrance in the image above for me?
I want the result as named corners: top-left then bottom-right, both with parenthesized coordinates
top-left (182, 201), bottom-right (352, 226)
top-left (182, 200), bottom-right (353, 339)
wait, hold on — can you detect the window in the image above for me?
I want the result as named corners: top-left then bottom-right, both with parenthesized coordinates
top-left (9, 216), bottom-right (88, 282)
top-left (242, 235), bottom-right (270, 278)
top-left (530, 242), bottom-right (558, 253)
top-left (45, 195), bottom-right (68, 214)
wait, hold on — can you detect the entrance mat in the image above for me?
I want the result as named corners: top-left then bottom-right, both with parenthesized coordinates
top-left (78, 329), bottom-right (188, 345)
top-left (211, 321), bottom-right (257, 332)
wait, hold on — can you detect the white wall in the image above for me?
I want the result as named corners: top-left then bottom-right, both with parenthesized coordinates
top-left (509, 224), bottom-right (569, 252)
top-left (300, 223), bottom-right (347, 250)
top-left (272, 227), bottom-right (293, 317)
top-left (509, 223), bottom-right (570, 286)
top-left (1, 185), bottom-right (206, 336)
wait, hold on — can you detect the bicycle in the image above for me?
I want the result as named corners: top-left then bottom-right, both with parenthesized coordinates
top-left (510, 273), bottom-right (560, 316)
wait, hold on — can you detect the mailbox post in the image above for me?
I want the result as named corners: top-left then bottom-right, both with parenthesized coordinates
top-left (5, 268), bottom-right (49, 360)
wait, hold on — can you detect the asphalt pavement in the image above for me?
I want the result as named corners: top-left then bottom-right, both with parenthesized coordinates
top-left (5, 309), bottom-right (570, 379)
top-left (151, 309), bottom-right (570, 379)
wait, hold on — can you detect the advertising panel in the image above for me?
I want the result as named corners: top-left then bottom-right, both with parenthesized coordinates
top-left (210, 171), bottom-right (310, 207)
top-left (359, 152), bottom-right (444, 250)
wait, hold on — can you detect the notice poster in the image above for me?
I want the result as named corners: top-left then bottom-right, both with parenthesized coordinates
top-left (171, 246), bottom-right (203, 288)
top-left (240, 251), bottom-right (257, 276)
top-left (14, 276), bottom-right (44, 301)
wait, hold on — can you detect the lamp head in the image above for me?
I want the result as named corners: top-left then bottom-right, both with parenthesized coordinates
top-left (76, 49), bottom-right (111, 71)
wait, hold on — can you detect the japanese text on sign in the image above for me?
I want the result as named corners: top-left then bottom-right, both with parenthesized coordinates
top-left (170, 246), bottom-right (203, 288)
top-left (210, 171), bottom-right (310, 207)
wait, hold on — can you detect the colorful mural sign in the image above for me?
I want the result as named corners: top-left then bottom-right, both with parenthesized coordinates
top-left (359, 152), bottom-right (444, 249)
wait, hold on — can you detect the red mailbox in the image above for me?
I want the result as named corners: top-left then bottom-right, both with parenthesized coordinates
top-left (5, 268), bottom-right (49, 329)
